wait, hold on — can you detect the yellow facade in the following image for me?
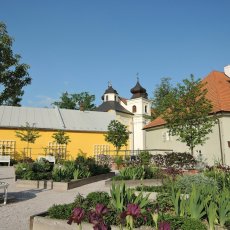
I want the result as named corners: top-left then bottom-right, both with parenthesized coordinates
top-left (0, 128), bottom-right (129, 160)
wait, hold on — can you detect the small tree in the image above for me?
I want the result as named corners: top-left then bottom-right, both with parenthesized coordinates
top-left (52, 130), bottom-right (71, 160)
top-left (161, 75), bottom-right (216, 154)
top-left (104, 120), bottom-right (129, 155)
top-left (15, 122), bottom-right (40, 158)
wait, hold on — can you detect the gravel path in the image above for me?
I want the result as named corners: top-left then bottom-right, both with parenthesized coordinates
top-left (0, 167), bottom-right (111, 230)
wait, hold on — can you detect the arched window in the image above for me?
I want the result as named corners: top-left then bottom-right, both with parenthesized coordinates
top-left (114, 95), bottom-right (117, 101)
top-left (132, 105), bottom-right (137, 113)
top-left (145, 105), bottom-right (147, 113)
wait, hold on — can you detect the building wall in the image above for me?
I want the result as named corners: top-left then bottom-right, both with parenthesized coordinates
top-left (0, 128), bottom-right (115, 160)
top-left (145, 122), bottom-right (224, 165)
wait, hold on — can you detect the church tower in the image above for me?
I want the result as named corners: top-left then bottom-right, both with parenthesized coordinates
top-left (125, 78), bottom-right (151, 151)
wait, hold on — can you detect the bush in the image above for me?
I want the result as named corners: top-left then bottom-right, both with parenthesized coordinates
top-left (136, 185), bottom-right (169, 193)
top-left (174, 174), bottom-right (217, 193)
top-left (52, 161), bottom-right (75, 182)
top-left (138, 151), bottom-right (152, 165)
top-left (86, 191), bottom-right (110, 207)
top-left (48, 203), bottom-right (75, 219)
top-left (180, 218), bottom-right (207, 230)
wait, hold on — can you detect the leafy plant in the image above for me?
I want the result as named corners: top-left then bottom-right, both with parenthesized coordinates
top-left (206, 201), bottom-right (218, 230)
top-left (138, 151), bottom-right (152, 165)
top-left (180, 218), bottom-right (207, 230)
top-left (86, 192), bottom-right (110, 207)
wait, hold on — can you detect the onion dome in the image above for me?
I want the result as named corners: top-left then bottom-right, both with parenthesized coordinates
top-left (130, 79), bottom-right (148, 99)
top-left (101, 85), bottom-right (118, 100)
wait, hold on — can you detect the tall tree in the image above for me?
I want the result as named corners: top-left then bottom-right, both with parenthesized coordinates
top-left (104, 120), bottom-right (129, 154)
top-left (53, 91), bottom-right (96, 110)
top-left (0, 22), bottom-right (31, 106)
top-left (152, 77), bottom-right (173, 118)
top-left (161, 75), bottom-right (216, 154)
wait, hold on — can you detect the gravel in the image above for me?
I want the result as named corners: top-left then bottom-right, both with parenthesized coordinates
top-left (0, 166), bottom-right (110, 230)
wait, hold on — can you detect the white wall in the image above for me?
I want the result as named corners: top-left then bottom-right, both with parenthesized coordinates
top-left (145, 122), bottom-right (224, 165)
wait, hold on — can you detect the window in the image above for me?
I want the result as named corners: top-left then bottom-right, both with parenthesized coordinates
top-left (114, 95), bottom-right (117, 101)
top-left (145, 105), bottom-right (148, 113)
top-left (106, 95), bottom-right (108, 101)
top-left (132, 105), bottom-right (137, 113)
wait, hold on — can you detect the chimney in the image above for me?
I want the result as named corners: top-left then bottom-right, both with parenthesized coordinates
top-left (224, 65), bottom-right (230, 78)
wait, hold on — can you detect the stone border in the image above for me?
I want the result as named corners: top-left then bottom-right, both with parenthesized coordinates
top-left (105, 178), bottom-right (163, 187)
top-left (16, 172), bottom-right (115, 191)
top-left (30, 212), bottom-right (152, 230)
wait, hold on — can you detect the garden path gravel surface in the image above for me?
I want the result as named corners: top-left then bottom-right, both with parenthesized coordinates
top-left (0, 166), bottom-right (111, 230)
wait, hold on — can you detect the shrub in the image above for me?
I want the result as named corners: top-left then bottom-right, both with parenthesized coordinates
top-left (180, 218), bottom-right (207, 230)
top-left (52, 161), bottom-right (75, 182)
top-left (86, 191), bottom-right (110, 207)
top-left (48, 203), bottom-right (75, 219)
top-left (136, 185), bottom-right (169, 193)
top-left (174, 174), bottom-right (217, 193)
top-left (138, 151), bottom-right (152, 165)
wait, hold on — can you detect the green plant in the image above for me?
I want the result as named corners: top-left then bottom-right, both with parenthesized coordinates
top-left (216, 189), bottom-right (230, 227)
top-left (138, 151), bottom-right (152, 165)
top-left (48, 203), bottom-right (75, 219)
top-left (119, 166), bottom-right (145, 180)
top-left (187, 184), bottom-right (209, 220)
top-left (86, 192), bottom-right (110, 207)
top-left (114, 155), bottom-right (123, 169)
top-left (180, 218), bottom-right (207, 230)
top-left (206, 201), bottom-right (218, 230)
top-left (174, 174), bottom-right (217, 193)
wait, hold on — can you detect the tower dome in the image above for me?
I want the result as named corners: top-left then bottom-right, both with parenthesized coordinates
top-left (130, 79), bottom-right (148, 99)
top-left (101, 84), bottom-right (119, 101)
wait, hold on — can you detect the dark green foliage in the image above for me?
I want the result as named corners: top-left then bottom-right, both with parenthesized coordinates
top-left (136, 185), bottom-right (169, 193)
top-left (152, 152), bottom-right (197, 169)
top-left (138, 151), bottom-right (152, 165)
top-left (48, 203), bottom-right (75, 219)
top-left (52, 161), bottom-right (75, 182)
top-left (0, 21), bottom-right (31, 106)
top-left (104, 120), bottom-right (129, 153)
top-left (180, 218), bottom-right (207, 230)
top-left (86, 192), bottom-right (110, 207)
top-left (156, 193), bottom-right (174, 212)
top-left (52, 91), bottom-right (96, 110)
top-left (160, 75), bottom-right (216, 154)
top-left (15, 159), bottom-right (53, 180)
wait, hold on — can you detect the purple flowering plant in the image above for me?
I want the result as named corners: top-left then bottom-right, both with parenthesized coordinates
top-left (67, 207), bottom-right (85, 230)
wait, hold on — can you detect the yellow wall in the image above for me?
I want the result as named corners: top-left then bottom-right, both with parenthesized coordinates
top-left (0, 128), bottom-right (122, 160)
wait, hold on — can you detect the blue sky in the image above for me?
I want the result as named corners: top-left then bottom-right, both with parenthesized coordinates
top-left (1, 1), bottom-right (230, 107)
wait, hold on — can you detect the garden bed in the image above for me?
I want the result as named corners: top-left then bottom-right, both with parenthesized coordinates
top-left (16, 172), bottom-right (115, 191)
top-left (105, 178), bottom-right (162, 188)
top-left (30, 212), bottom-right (152, 230)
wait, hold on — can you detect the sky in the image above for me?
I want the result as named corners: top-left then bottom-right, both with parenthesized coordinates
top-left (1, 0), bottom-right (230, 107)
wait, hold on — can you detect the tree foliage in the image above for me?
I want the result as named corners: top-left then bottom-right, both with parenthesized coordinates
top-left (159, 75), bottom-right (216, 154)
top-left (0, 21), bottom-right (31, 106)
top-left (152, 77), bottom-right (173, 118)
top-left (53, 91), bottom-right (96, 110)
top-left (15, 122), bottom-right (40, 149)
top-left (52, 130), bottom-right (71, 145)
top-left (104, 120), bottom-right (129, 154)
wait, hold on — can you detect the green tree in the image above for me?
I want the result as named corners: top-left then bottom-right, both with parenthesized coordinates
top-left (53, 91), bottom-right (96, 110)
top-left (104, 120), bottom-right (129, 154)
top-left (161, 75), bottom-right (216, 154)
top-left (0, 21), bottom-right (31, 106)
top-left (52, 130), bottom-right (71, 160)
top-left (15, 122), bottom-right (40, 157)
top-left (152, 77), bottom-right (173, 118)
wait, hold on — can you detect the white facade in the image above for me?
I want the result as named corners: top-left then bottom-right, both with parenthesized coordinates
top-left (123, 97), bottom-right (151, 150)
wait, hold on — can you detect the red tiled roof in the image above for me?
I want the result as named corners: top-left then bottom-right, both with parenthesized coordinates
top-left (119, 97), bottom-right (127, 105)
top-left (144, 70), bottom-right (230, 129)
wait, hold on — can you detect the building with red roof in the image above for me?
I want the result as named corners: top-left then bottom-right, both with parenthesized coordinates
top-left (144, 66), bottom-right (230, 165)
